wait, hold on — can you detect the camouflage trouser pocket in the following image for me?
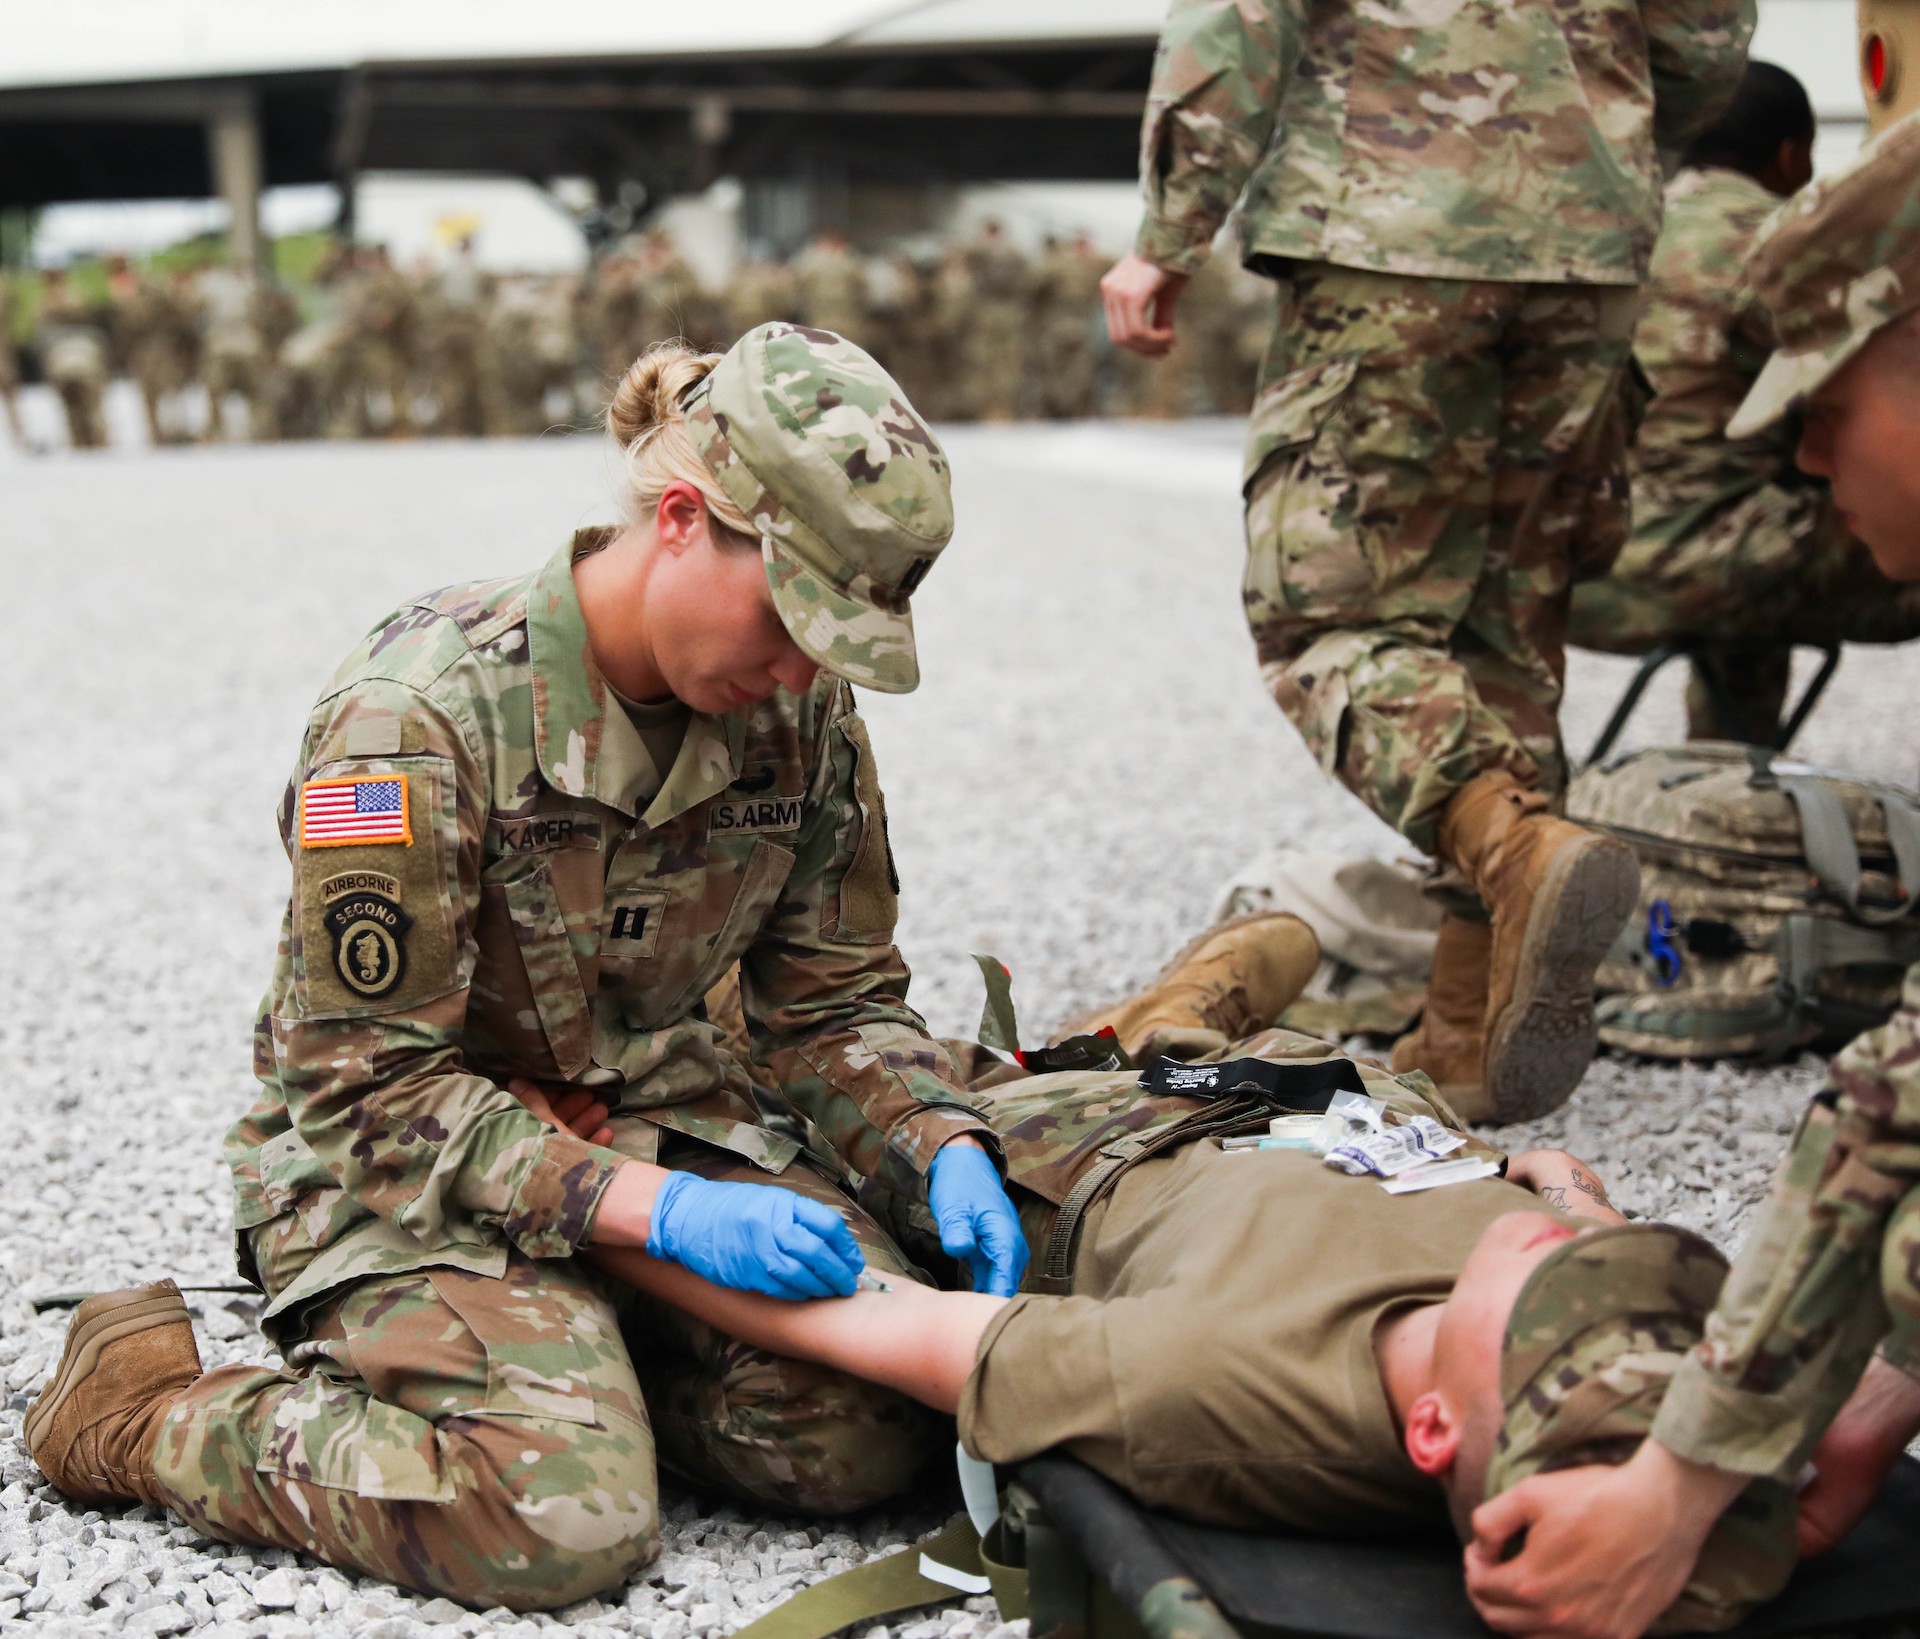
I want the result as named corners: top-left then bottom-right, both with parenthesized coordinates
top-left (427, 1265), bottom-right (608, 1427)
top-left (254, 1371), bottom-right (458, 1502)
top-left (1241, 355), bottom-right (1365, 637)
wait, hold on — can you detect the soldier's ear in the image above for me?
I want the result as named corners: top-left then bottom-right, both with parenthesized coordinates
top-left (1403, 1391), bottom-right (1461, 1481)
top-left (654, 481), bottom-right (708, 557)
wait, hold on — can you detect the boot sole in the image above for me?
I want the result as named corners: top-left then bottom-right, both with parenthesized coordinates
top-left (22, 1283), bottom-right (190, 1456)
top-left (1484, 836), bottom-right (1639, 1123)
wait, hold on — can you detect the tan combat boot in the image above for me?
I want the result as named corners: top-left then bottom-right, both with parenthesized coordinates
top-left (1057, 912), bottom-right (1321, 1062)
top-left (1391, 914), bottom-right (1494, 1122)
top-left (24, 1280), bottom-right (204, 1509)
top-left (1438, 771), bottom-right (1639, 1122)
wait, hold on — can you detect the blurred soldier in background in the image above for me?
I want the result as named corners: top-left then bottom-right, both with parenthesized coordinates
top-left (1103, 0), bottom-right (1755, 1121)
top-left (0, 266), bottom-right (25, 449)
top-left (196, 261), bottom-right (275, 442)
top-left (333, 245), bottom-right (417, 438)
top-left (964, 218), bottom-right (1031, 421)
top-left (1570, 62), bottom-right (1920, 743)
top-left (421, 233), bottom-right (502, 438)
top-left (1031, 234), bottom-right (1105, 419)
top-left (792, 229), bottom-right (869, 348)
top-left (490, 274), bottom-right (580, 436)
top-left (721, 254), bottom-right (796, 348)
top-left (638, 229), bottom-right (714, 352)
top-left (107, 256), bottom-right (198, 445)
top-left (37, 266), bottom-right (110, 450)
top-left (890, 247), bottom-right (953, 417)
top-left (587, 248), bottom-right (647, 383)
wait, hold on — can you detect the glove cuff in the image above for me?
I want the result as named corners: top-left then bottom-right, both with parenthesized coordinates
top-left (646, 1170), bottom-right (696, 1262)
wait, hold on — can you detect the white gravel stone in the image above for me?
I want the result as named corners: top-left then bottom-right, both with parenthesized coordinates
top-left (253, 1568), bottom-right (302, 1610)
top-left (2, 421), bottom-right (1915, 1638)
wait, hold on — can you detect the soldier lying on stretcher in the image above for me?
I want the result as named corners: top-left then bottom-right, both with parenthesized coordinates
top-left (512, 1036), bottom-right (1805, 1637)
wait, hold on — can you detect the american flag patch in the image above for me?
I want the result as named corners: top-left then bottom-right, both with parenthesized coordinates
top-left (300, 776), bottom-right (412, 848)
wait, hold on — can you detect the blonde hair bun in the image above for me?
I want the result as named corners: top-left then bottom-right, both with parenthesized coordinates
top-left (606, 340), bottom-right (756, 540)
top-left (607, 341), bottom-right (718, 452)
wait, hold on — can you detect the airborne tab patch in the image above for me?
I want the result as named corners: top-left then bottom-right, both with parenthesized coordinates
top-left (301, 776), bottom-right (412, 848)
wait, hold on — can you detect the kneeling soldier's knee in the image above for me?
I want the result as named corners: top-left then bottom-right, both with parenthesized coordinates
top-left (438, 1417), bottom-right (659, 1611)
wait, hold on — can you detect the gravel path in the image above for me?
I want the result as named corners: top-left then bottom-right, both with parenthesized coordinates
top-left (0, 406), bottom-right (1915, 1636)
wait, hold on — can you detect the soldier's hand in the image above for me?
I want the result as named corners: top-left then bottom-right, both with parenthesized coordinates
top-left (1464, 1442), bottom-right (1744, 1638)
top-left (1797, 1355), bottom-right (1920, 1556)
top-left (507, 1077), bottom-right (613, 1146)
top-left (1102, 253), bottom-right (1188, 357)
top-left (647, 1173), bottom-right (866, 1301)
top-left (929, 1137), bottom-right (1030, 1298)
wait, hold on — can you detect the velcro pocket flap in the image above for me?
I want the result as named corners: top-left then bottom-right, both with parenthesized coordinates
top-left (501, 863), bottom-right (594, 1078)
top-left (1243, 355), bottom-right (1358, 494)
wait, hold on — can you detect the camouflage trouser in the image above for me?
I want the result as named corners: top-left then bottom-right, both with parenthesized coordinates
top-left (1245, 263), bottom-right (1638, 857)
top-left (1569, 481), bottom-right (1920, 742)
top-left (154, 1153), bottom-right (938, 1610)
top-left (1656, 967), bottom-right (1920, 1477)
top-left (51, 372), bottom-right (108, 449)
top-left (204, 350), bottom-right (271, 442)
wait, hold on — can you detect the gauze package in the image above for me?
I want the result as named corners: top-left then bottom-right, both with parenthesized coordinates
top-left (1324, 1115), bottom-right (1466, 1177)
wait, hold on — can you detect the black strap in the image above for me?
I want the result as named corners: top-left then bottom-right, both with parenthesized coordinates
top-left (1137, 1054), bottom-right (1365, 1109)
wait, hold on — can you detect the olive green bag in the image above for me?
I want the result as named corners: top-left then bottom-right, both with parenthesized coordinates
top-left (1567, 743), bottom-right (1920, 1059)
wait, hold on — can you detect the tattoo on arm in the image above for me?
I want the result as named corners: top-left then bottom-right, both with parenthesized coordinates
top-left (1539, 1184), bottom-right (1570, 1210)
top-left (1569, 1167), bottom-right (1609, 1204)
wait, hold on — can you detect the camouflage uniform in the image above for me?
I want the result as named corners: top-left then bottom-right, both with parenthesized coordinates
top-left (152, 327), bottom-right (991, 1606)
top-left (334, 251), bottom-right (419, 438)
top-left (1135, 0), bottom-right (1753, 854)
top-left (36, 274), bottom-right (111, 451)
top-left (962, 229), bottom-right (1030, 422)
top-left (792, 238), bottom-right (869, 354)
top-left (196, 266), bottom-right (273, 442)
top-left (0, 270), bottom-right (23, 449)
top-left (110, 265), bottom-right (198, 445)
top-left (1030, 240), bottom-right (1104, 420)
top-left (490, 276), bottom-right (580, 437)
top-left (1570, 167), bottom-right (1920, 741)
top-left (1650, 116), bottom-right (1920, 1482)
top-left (421, 249), bottom-right (504, 439)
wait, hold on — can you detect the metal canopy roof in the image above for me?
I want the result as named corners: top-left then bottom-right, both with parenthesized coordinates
top-left (0, 1), bottom-right (1164, 211)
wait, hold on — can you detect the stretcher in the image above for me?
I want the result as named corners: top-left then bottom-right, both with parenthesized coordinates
top-left (739, 1448), bottom-right (1920, 1639)
top-left (1009, 1451), bottom-right (1920, 1639)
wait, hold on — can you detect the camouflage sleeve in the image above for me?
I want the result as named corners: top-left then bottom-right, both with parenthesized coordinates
top-left (266, 679), bottom-right (622, 1261)
top-left (1641, 0), bottom-right (1757, 163)
top-left (1133, 0), bottom-right (1299, 275)
top-left (1652, 965), bottom-right (1920, 1478)
top-left (742, 684), bottom-right (995, 1203)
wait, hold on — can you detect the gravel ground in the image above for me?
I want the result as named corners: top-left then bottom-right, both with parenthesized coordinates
top-left (1, 394), bottom-right (1917, 1636)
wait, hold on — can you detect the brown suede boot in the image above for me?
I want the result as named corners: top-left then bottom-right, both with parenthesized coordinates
top-left (24, 1280), bottom-right (204, 1509)
top-left (1056, 912), bottom-right (1321, 1062)
top-left (1391, 914), bottom-right (1493, 1122)
top-left (1438, 771), bottom-right (1640, 1122)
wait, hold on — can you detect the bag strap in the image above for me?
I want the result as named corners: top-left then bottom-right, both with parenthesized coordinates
top-left (731, 1451), bottom-right (1029, 1639)
top-left (1777, 914), bottom-right (1920, 1008)
top-left (1880, 793), bottom-right (1920, 921)
top-left (728, 1516), bottom-right (989, 1639)
top-left (1778, 776), bottom-right (1867, 914)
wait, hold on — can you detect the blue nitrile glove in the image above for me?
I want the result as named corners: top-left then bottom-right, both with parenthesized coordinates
top-left (647, 1173), bottom-right (864, 1301)
top-left (928, 1141), bottom-right (1030, 1297)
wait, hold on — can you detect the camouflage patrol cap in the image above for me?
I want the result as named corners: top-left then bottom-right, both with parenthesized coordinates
top-left (683, 321), bottom-right (952, 693)
top-left (1729, 111), bottom-right (1920, 437)
top-left (1486, 1224), bottom-right (1797, 1634)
